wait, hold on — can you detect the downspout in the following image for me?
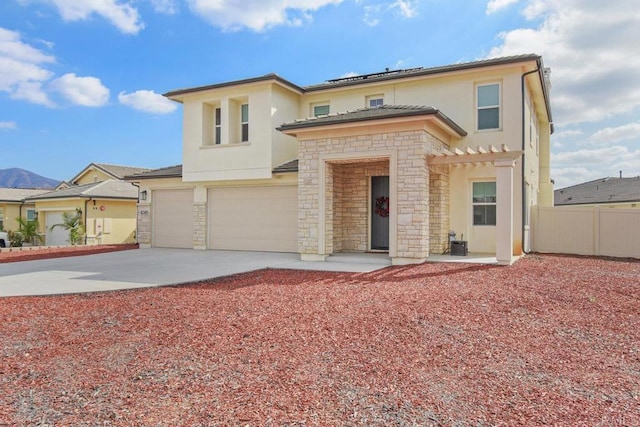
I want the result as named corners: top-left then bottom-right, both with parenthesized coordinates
top-left (521, 66), bottom-right (540, 255)
top-left (84, 198), bottom-right (91, 245)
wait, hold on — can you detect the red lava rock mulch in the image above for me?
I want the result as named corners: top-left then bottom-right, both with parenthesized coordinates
top-left (1, 254), bottom-right (639, 425)
top-left (0, 244), bottom-right (138, 263)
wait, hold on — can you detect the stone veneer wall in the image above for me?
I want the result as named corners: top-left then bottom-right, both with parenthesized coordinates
top-left (136, 204), bottom-right (151, 245)
top-left (428, 165), bottom-right (450, 254)
top-left (298, 130), bottom-right (446, 261)
top-left (193, 203), bottom-right (207, 249)
top-left (333, 161), bottom-right (389, 252)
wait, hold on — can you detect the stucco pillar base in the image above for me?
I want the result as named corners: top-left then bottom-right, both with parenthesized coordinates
top-left (193, 245), bottom-right (206, 250)
top-left (139, 243), bottom-right (151, 249)
top-left (392, 257), bottom-right (427, 266)
top-left (496, 256), bottom-right (517, 266)
top-left (301, 253), bottom-right (328, 262)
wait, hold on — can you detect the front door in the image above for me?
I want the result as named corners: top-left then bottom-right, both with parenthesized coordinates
top-left (371, 176), bottom-right (390, 250)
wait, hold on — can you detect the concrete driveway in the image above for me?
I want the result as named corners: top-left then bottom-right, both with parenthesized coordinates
top-left (0, 248), bottom-right (391, 297)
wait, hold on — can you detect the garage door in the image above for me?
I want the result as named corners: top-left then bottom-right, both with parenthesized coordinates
top-left (152, 189), bottom-right (193, 248)
top-left (208, 186), bottom-right (297, 252)
top-left (46, 211), bottom-right (72, 246)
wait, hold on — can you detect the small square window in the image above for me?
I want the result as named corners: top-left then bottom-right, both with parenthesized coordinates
top-left (26, 209), bottom-right (37, 223)
top-left (367, 97), bottom-right (384, 108)
top-left (313, 104), bottom-right (330, 117)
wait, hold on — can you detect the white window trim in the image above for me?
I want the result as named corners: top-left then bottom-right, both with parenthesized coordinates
top-left (476, 82), bottom-right (501, 132)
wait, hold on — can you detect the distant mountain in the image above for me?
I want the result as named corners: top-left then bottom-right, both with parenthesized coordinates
top-left (0, 168), bottom-right (59, 189)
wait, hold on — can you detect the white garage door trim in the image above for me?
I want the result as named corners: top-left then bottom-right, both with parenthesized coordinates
top-left (208, 185), bottom-right (297, 252)
top-left (152, 189), bottom-right (194, 249)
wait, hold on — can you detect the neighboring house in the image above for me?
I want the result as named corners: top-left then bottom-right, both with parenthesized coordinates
top-left (24, 163), bottom-right (149, 246)
top-left (128, 54), bottom-right (554, 265)
top-left (0, 188), bottom-right (49, 232)
top-left (555, 176), bottom-right (640, 208)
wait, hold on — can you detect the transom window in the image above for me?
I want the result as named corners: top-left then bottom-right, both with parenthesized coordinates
top-left (312, 103), bottom-right (330, 117)
top-left (472, 182), bottom-right (496, 226)
top-left (477, 83), bottom-right (500, 130)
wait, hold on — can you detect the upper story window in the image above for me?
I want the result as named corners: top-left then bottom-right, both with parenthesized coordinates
top-left (312, 103), bottom-right (330, 117)
top-left (240, 103), bottom-right (249, 142)
top-left (366, 95), bottom-right (384, 108)
top-left (477, 83), bottom-right (500, 130)
top-left (215, 107), bottom-right (221, 145)
top-left (472, 182), bottom-right (496, 226)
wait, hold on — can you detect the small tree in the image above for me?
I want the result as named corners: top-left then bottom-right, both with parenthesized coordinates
top-left (16, 217), bottom-right (41, 245)
top-left (50, 210), bottom-right (85, 245)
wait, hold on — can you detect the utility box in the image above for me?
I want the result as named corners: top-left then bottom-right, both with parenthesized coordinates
top-left (451, 240), bottom-right (468, 256)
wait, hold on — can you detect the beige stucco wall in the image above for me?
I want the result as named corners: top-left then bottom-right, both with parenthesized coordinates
top-left (34, 198), bottom-right (136, 245)
top-left (74, 169), bottom-right (112, 185)
top-left (0, 203), bottom-right (37, 232)
top-left (179, 81), bottom-right (300, 182)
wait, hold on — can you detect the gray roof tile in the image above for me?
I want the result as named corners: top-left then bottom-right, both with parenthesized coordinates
top-left (555, 177), bottom-right (640, 205)
top-left (125, 165), bottom-right (183, 180)
top-left (25, 179), bottom-right (138, 201)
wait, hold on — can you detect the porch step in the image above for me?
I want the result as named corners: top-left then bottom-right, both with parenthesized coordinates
top-left (326, 253), bottom-right (392, 265)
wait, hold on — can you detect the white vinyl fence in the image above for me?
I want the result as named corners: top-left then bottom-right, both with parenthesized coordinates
top-left (532, 206), bottom-right (640, 259)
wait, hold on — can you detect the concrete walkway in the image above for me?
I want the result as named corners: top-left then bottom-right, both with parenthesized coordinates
top-left (0, 248), bottom-right (392, 297)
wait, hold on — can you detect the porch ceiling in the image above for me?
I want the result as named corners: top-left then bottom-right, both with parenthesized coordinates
top-left (428, 144), bottom-right (523, 166)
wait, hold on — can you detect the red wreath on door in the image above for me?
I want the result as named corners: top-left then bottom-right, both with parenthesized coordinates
top-left (375, 196), bottom-right (390, 217)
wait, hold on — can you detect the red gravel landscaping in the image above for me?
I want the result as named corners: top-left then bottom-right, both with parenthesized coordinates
top-left (0, 244), bottom-right (138, 263)
top-left (1, 254), bottom-right (638, 425)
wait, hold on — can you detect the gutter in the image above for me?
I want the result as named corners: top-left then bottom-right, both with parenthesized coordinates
top-left (521, 65), bottom-right (541, 255)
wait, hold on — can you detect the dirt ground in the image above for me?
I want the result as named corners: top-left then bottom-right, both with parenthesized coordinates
top-left (0, 244), bottom-right (138, 263)
top-left (1, 254), bottom-right (638, 425)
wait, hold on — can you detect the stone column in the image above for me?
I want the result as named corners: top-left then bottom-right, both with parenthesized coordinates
top-left (495, 158), bottom-right (516, 265)
top-left (136, 203), bottom-right (152, 248)
top-left (193, 186), bottom-right (207, 250)
top-left (429, 164), bottom-right (450, 255)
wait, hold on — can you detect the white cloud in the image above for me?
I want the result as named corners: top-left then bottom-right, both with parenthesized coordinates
top-left (487, 0), bottom-right (640, 126)
top-left (12, 81), bottom-right (54, 106)
top-left (187, 0), bottom-right (343, 31)
top-left (391, 0), bottom-right (417, 18)
top-left (486, 0), bottom-right (520, 14)
top-left (51, 73), bottom-right (110, 107)
top-left (589, 122), bottom-right (640, 145)
top-left (0, 121), bottom-right (17, 130)
top-left (0, 27), bottom-right (54, 104)
top-left (149, 0), bottom-right (179, 14)
top-left (40, 0), bottom-right (144, 34)
top-left (552, 145), bottom-right (640, 187)
top-left (118, 90), bottom-right (177, 114)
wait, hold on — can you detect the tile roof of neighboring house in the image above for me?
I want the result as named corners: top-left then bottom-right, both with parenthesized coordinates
top-left (25, 179), bottom-right (138, 201)
top-left (554, 176), bottom-right (640, 206)
top-left (0, 188), bottom-right (50, 203)
top-left (277, 105), bottom-right (467, 136)
top-left (273, 159), bottom-right (299, 173)
top-left (125, 165), bottom-right (183, 180)
top-left (70, 163), bottom-right (151, 183)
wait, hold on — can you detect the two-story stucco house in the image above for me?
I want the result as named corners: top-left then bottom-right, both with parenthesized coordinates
top-left (128, 54), bottom-right (554, 265)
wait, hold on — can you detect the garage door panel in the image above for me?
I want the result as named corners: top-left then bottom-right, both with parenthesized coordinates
top-left (46, 211), bottom-right (72, 246)
top-left (209, 186), bottom-right (297, 252)
top-left (153, 189), bottom-right (193, 249)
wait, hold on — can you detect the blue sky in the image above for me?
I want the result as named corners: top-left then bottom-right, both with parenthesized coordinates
top-left (1, 0), bottom-right (639, 189)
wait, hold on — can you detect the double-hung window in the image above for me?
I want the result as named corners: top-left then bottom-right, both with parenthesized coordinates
top-left (240, 104), bottom-right (249, 142)
top-left (472, 182), bottom-right (496, 226)
top-left (477, 83), bottom-right (500, 130)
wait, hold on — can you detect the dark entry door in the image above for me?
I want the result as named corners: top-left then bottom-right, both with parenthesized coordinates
top-left (371, 176), bottom-right (390, 250)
